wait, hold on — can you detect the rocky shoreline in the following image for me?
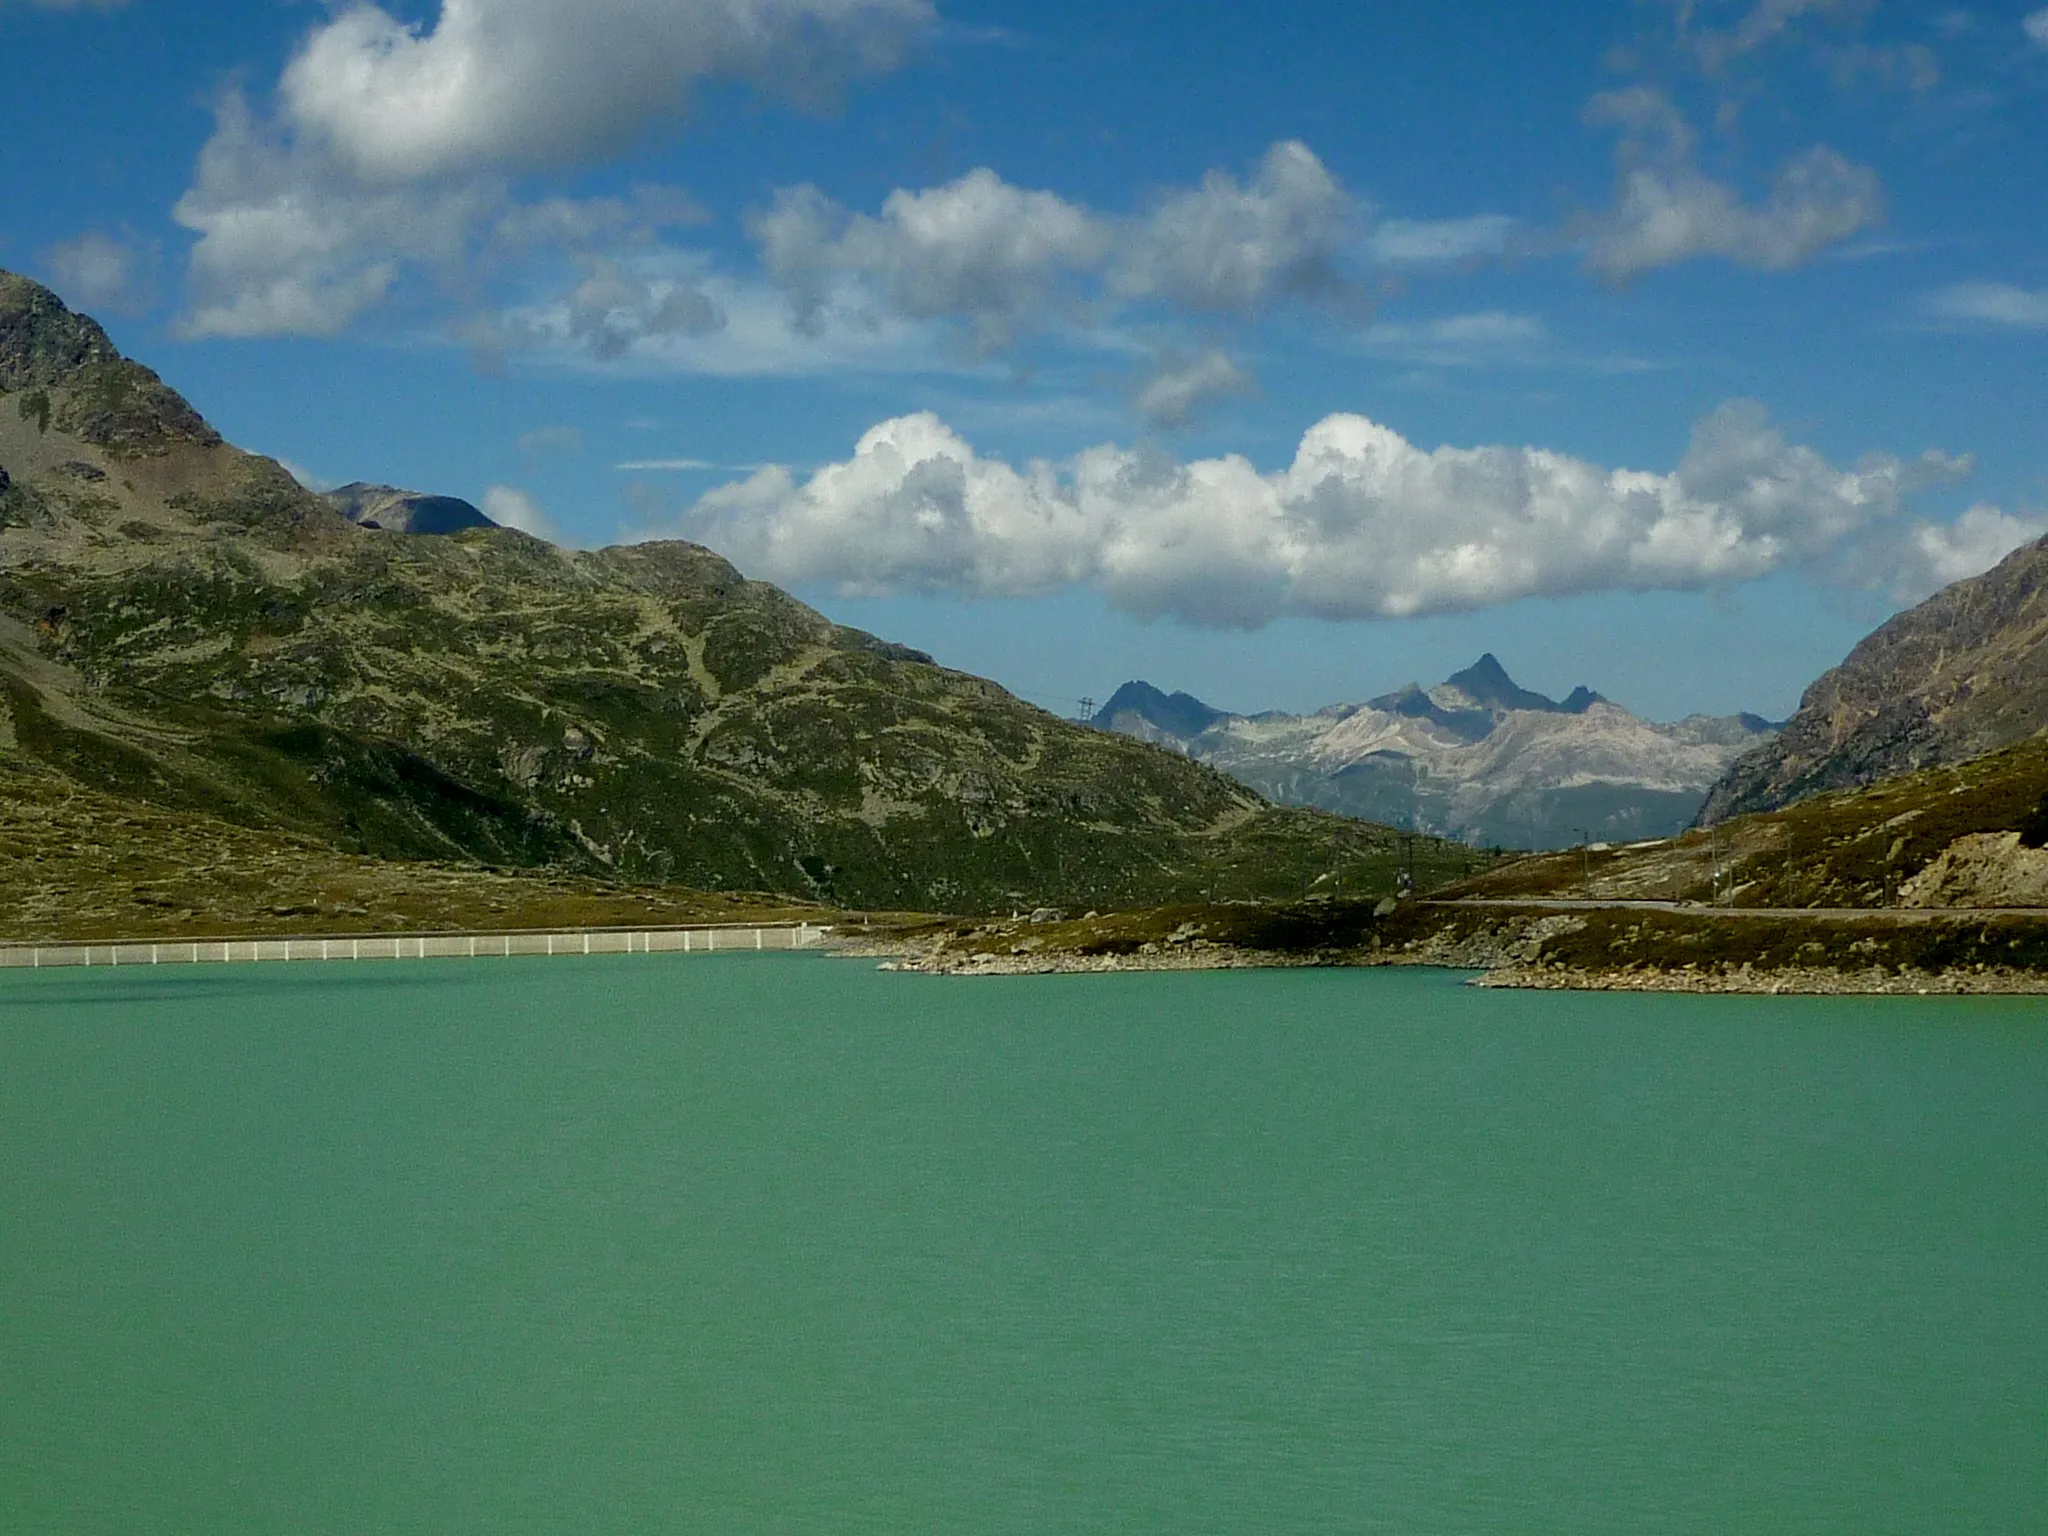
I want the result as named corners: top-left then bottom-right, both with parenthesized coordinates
top-left (1477, 963), bottom-right (2048, 995)
top-left (866, 949), bottom-right (2048, 993)
top-left (832, 906), bottom-right (2048, 994)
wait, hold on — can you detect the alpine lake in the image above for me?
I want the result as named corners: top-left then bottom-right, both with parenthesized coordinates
top-left (3, 954), bottom-right (2044, 1533)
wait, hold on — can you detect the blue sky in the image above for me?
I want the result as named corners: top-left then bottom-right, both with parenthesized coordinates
top-left (5, 0), bottom-right (2047, 721)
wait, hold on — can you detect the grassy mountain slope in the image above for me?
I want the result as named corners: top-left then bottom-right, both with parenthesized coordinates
top-left (0, 273), bottom-right (1454, 916)
top-left (1446, 733), bottom-right (2048, 909)
top-left (0, 757), bottom-right (817, 942)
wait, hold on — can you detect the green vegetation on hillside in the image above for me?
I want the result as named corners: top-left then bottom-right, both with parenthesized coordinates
top-left (0, 759), bottom-right (819, 942)
top-left (1, 272), bottom-right (1473, 923)
top-left (1440, 736), bottom-right (2048, 908)
top-left (861, 893), bottom-right (2048, 989)
top-left (1498, 907), bottom-right (2048, 978)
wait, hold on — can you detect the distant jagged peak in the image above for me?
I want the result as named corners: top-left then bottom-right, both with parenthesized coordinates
top-left (1442, 652), bottom-right (1576, 714)
top-left (0, 270), bottom-right (219, 456)
top-left (1092, 680), bottom-right (1229, 740)
top-left (324, 482), bottom-right (498, 536)
top-left (1096, 658), bottom-right (1758, 755)
top-left (1559, 685), bottom-right (1607, 714)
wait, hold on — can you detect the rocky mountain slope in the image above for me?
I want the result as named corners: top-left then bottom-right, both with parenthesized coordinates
top-left (1449, 730), bottom-right (2048, 910)
top-left (1095, 655), bottom-right (1776, 849)
top-left (0, 271), bottom-right (1459, 915)
top-left (1701, 531), bottom-right (2048, 822)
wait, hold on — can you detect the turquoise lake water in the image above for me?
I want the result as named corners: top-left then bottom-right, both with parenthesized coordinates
top-left (2, 956), bottom-right (2044, 1533)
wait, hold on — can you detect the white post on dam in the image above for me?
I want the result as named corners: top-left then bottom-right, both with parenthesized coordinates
top-left (0, 922), bottom-right (831, 972)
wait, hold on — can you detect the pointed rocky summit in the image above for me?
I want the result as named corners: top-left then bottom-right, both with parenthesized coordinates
top-left (0, 271), bottom-right (219, 455)
top-left (1092, 680), bottom-right (1227, 740)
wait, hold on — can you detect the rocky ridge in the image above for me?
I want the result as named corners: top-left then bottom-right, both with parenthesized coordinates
top-left (1, 272), bottom-right (218, 455)
top-left (1095, 655), bottom-right (1776, 849)
top-left (1701, 530), bottom-right (2048, 821)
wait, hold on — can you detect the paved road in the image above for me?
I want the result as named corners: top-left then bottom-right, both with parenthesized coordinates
top-left (1426, 898), bottom-right (2048, 921)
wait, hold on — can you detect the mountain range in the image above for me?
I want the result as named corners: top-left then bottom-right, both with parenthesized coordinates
top-left (1094, 655), bottom-right (1779, 849)
top-left (0, 270), bottom-right (1467, 917)
top-left (8, 266), bottom-right (2048, 927)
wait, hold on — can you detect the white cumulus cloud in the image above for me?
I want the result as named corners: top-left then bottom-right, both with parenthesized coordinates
top-left (1893, 505), bottom-right (2048, 599)
top-left (1112, 141), bottom-right (1361, 314)
top-left (1583, 88), bottom-right (1883, 280)
top-left (278, 0), bottom-right (931, 183)
top-left (169, 26), bottom-right (1487, 421)
top-left (1838, 504), bottom-right (2048, 603)
top-left (172, 0), bottom-right (925, 340)
top-left (751, 171), bottom-right (1111, 351)
top-left (750, 141), bottom-right (1367, 356)
top-left (174, 93), bottom-right (707, 342)
top-left (646, 402), bottom-right (1971, 627)
top-left (174, 92), bottom-right (492, 337)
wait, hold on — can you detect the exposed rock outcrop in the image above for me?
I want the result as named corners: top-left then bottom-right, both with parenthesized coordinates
top-left (1900, 832), bottom-right (2048, 908)
top-left (1701, 532), bottom-right (2048, 822)
top-left (0, 273), bottom-right (219, 455)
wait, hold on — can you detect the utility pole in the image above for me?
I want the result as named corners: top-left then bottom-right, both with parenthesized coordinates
top-left (1076, 697), bottom-right (1096, 724)
top-left (1572, 828), bottom-right (1591, 895)
top-left (1709, 824), bottom-right (1720, 905)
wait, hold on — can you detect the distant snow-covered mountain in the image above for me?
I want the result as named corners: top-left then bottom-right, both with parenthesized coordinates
top-left (1093, 655), bottom-right (1778, 849)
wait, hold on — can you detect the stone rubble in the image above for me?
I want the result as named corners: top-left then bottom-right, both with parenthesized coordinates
top-left (841, 908), bottom-right (2048, 994)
